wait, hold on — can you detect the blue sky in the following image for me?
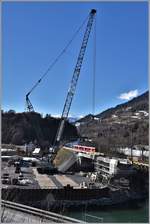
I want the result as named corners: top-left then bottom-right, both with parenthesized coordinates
top-left (2, 2), bottom-right (148, 117)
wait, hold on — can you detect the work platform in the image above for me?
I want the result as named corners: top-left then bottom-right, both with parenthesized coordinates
top-left (2, 161), bottom-right (89, 189)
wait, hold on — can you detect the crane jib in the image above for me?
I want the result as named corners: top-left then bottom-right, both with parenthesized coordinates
top-left (56, 119), bottom-right (65, 142)
top-left (61, 10), bottom-right (96, 119)
top-left (52, 9), bottom-right (96, 158)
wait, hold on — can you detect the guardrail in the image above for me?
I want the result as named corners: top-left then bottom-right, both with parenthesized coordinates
top-left (132, 161), bottom-right (149, 167)
top-left (85, 214), bottom-right (103, 222)
top-left (2, 200), bottom-right (84, 223)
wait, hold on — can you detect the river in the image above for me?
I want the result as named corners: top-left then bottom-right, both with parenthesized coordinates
top-left (65, 201), bottom-right (149, 223)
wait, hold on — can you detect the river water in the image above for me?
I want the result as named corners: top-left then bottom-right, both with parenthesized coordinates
top-left (65, 201), bottom-right (149, 223)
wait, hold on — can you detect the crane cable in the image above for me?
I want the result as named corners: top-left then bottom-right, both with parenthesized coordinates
top-left (92, 14), bottom-right (97, 115)
top-left (26, 14), bottom-right (89, 98)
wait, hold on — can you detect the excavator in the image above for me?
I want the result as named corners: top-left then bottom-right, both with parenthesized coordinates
top-left (25, 9), bottom-right (97, 172)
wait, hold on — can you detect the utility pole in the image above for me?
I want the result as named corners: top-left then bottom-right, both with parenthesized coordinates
top-left (130, 128), bottom-right (133, 164)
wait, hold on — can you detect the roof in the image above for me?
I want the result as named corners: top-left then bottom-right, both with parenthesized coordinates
top-left (32, 148), bottom-right (41, 154)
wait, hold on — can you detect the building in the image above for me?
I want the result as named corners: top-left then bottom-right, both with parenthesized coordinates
top-left (32, 148), bottom-right (41, 157)
top-left (94, 156), bottom-right (133, 178)
top-left (94, 156), bottom-right (118, 177)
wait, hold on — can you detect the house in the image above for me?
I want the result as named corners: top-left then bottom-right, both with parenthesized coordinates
top-left (32, 148), bottom-right (41, 157)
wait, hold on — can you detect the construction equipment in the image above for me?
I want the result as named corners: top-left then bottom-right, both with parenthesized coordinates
top-left (50, 9), bottom-right (96, 163)
top-left (25, 9), bottom-right (96, 166)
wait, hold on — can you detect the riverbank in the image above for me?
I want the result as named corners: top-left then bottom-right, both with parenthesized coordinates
top-left (65, 200), bottom-right (149, 223)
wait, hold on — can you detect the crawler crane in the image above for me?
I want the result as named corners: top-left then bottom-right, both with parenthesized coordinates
top-left (25, 9), bottom-right (96, 166)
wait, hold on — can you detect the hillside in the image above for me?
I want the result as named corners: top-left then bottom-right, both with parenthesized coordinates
top-left (2, 91), bottom-right (149, 153)
top-left (2, 111), bottom-right (78, 147)
top-left (96, 91), bottom-right (149, 119)
top-left (76, 91), bottom-right (149, 152)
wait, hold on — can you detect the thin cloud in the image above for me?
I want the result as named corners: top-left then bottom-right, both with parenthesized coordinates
top-left (118, 90), bottom-right (139, 101)
top-left (79, 115), bottom-right (84, 118)
top-left (51, 114), bottom-right (61, 118)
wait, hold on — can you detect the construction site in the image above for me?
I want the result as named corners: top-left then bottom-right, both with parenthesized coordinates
top-left (2, 7), bottom-right (149, 222)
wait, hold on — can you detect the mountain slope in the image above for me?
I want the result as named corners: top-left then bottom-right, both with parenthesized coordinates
top-left (76, 91), bottom-right (149, 152)
top-left (96, 91), bottom-right (148, 119)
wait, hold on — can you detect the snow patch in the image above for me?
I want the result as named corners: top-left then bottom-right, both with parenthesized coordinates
top-left (139, 110), bottom-right (149, 116)
top-left (112, 114), bottom-right (118, 118)
top-left (131, 115), bottom-right (141, 119)
top-left (75, 122), bottom-right (81, 127)
top-left (118, 147), bottom-right (149, 157)
top-left (1, 148), bottom-right (16, 152)
top-left (94, 117), bottom-right (99, 120)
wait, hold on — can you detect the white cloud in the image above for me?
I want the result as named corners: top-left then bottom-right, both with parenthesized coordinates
top-left (118, 90), bottom-right (139, 101)
top-left (51, 114), bottom-right (84, 119)
top-left (51, 114), bottom-right (61, 118)
top-left (79, 115), bottom-right (84, 118)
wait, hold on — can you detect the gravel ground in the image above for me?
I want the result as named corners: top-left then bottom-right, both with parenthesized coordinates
top-left (2, 161), bottom-right (90, 189)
